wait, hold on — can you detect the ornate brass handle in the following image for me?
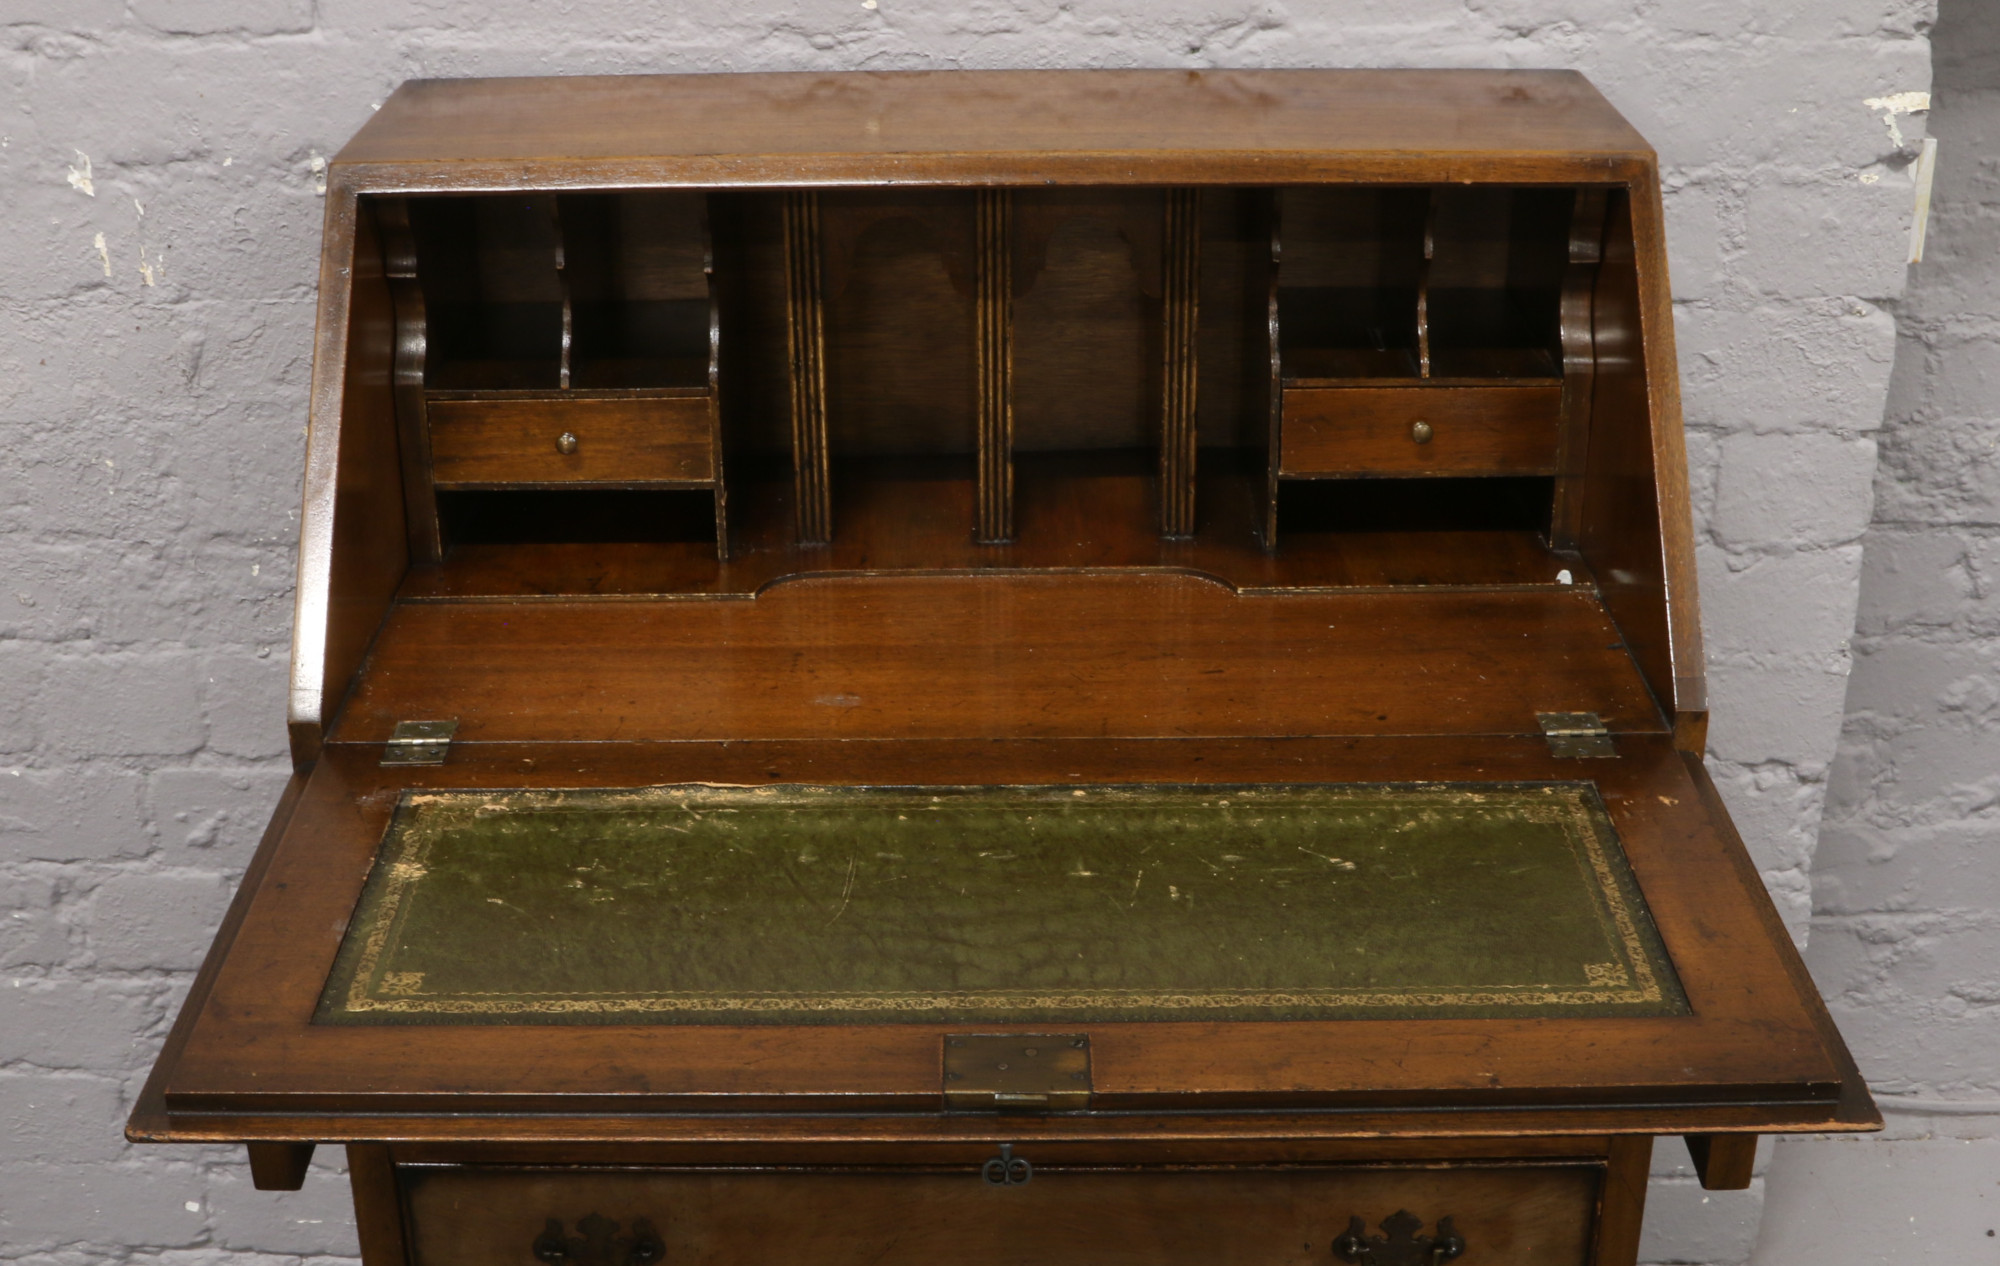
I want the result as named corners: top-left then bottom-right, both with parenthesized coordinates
top-left (1332, 1211), bottom-right (1464, 1265)
top-left (532, 1214), bottom-right (663, 1266)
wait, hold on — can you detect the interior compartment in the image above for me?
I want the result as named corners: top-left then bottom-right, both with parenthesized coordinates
top-left (413, 194), bottom-right (566, 391)
top-left (373, 183), bottom-right (1615, 592)
top-left (438, 488), bottom-right (720, 546)
top-left (1276, 187), bottom-right (1428, 380)
top-left (1277, 476), bottom-right (1555, 534)
top-left (390, 190), bottom-right (724, 558)
top-left (1425, 186), bottom-right (1571, 379)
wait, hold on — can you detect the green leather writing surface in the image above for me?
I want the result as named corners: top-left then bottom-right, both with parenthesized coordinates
top-left (316, 783), bottom-right (1686, 1025)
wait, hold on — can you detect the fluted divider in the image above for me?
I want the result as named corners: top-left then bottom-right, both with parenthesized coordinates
top-left (975, 189), bottom-right (1016, 544)
top-left (783, 191), bottom-right (832, 545)
top-left (1160, 187), bottom-right (1202, 538)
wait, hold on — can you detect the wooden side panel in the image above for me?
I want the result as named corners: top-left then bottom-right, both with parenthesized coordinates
top-left (1577, 185), bottom-right (1704, 727)
top-left (288, 184), bottom-right (409, 765)
top-left (976, 189), bottom-right (1015, 543)
top-left (403, 1165), bottom-right (1598, 1266)
top-left (1160, 188), bottom-right (1201, 536)
top-left (782, 192), bottom-right (832, 543)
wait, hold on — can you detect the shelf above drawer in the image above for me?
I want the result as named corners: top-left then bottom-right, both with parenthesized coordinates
top-left (1279, 383), bottom-right (1561, 478)
top-left (428, 392), bottom-right (716, 489)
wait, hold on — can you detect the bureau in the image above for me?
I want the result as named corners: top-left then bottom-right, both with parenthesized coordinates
top-left (130, 68), bottom-right (1876, 1266)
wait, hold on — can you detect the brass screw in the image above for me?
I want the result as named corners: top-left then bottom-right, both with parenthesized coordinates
top-left (556, 431), bottom-right (580, 455)
top-left (1410, 420), bottom-right (1433, 444)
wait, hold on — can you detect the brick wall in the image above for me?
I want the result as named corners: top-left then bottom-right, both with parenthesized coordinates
top-left (1753, 0), bottom-right (2000, 1259)
top-left (0, 3), bottom-right (1936, 1263)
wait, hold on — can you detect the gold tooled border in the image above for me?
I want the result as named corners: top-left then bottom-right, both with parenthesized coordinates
top-left (330, 783), bottom-right (1675, 1019)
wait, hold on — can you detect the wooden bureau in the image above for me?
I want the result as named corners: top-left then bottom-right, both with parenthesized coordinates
top-left (130, 68), bottom-right (1876, 1266)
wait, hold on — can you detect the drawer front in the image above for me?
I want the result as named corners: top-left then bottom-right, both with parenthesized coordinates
top-left (404, 1164), bottom-right (1597, 1266)
top-left (1280, 385), bottom-right (1561, 477)
top-left (428, 395), bottom-right (715, 487)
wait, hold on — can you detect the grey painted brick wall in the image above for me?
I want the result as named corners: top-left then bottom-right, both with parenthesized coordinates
top-left (1752, 0), bottom-right (2000, 1259)
top-left (0, 3), bottom-right (1939, 1264)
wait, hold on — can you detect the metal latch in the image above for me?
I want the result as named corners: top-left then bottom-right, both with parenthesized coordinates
top-left (381, 719), bottom-right (457, 767)
top-left (1537, 712), bottom-right (1614, 758)
top-left (944, 1034), bottom-right (1091, 1111)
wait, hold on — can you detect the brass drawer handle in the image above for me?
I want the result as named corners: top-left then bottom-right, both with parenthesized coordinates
top-left (1333, 1211), bottom-right (1463, 1265)
top-left (556, 431), bottom-right (580, 455)
top-left (532, 1214), bottom-right (663, 1266)
top-left (1409, 420), bottom-right (1433, 444)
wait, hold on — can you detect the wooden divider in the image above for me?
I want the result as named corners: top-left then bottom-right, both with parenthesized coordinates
top-left (782, 191), bottom-right (833, 545)
top-left (1160, 187), bottom-right (1201, 537)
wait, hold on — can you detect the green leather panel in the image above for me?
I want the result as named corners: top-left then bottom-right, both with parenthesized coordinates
top-left (316, 783), bottom-right (1686, 1025)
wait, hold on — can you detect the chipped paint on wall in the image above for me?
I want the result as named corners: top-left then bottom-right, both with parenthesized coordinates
top-left (1864, 91), bottom-right (1931, 148)
top-left (66, 149), bottom-right (94, 196)
top-left (93, 232), bottom-right (111, 277)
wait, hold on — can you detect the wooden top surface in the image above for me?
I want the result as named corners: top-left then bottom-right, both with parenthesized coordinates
top-left (332, 69), bottom-right (1652, 187)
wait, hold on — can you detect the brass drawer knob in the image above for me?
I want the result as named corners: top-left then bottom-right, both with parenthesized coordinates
top-left (556, 431), bottom-right (580, 456)
top-left (1409, 420), bottom-right (1433, 445)
top-left (1333, 1211), bottom-right (1463, 1265)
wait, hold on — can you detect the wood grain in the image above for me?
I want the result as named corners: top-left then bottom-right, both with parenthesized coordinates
top-left (403, 1164), bottom-right (1597, 1266)
top-left (333, 71), bottom-right (1653, 186)
top-left (427, 393), bottom-right (715, 487)
top-left (1551, 189), bottom-right (1607, 549)
top-left (372, 198), bottom-right (441, 564)
top-left (291, 186), bottom-right (411, 765)
top-left (154, 735), bottom-right (1851, 1129)
top-left (1578, 192), bottom-right (1688, 726)
top-left (1592, 1137), bottom-right (1652, 1266)
top-left (1161, 188), bottom-right (1201, 536)
top-left (783, 191), bottom-right (832, 543)
top-left (396, 457), bottom-right (1592, 599)
top-left (976, 189), bottom-right (1015, 543)
top-left (1684, 1133), bottom-right (1756, 1191)
top-left (349, 1144), bottom-right (412, 1266)
top-left (334, 576), bottom-right (1661, 744)
top-left (1279, 384), bottom-right (1561, 477)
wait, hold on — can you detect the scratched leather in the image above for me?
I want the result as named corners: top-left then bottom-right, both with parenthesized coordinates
top-left (316, 782), bottom-right (1686, 1026)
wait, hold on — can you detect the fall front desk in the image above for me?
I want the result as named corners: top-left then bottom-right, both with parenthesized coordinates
top-left (131, 69), bottom-right (1875, 1266)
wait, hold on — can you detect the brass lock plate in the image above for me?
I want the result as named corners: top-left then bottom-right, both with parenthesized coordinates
top-left (943, 1034), bottom-right (1091, 1111)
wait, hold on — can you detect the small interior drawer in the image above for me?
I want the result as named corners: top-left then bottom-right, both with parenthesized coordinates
top-left (402, 1163), bottom-right (1598, 1266)
top-left (1279, 384), bottom-right (1561, 477)
top-left (428, 394), bottom-right (715, 488)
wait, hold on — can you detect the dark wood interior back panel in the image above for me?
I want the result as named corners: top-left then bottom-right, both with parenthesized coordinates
top-left (332, 575), bottom-right (1663, 744)
top-left (402, 1164), bottom-right (1599, 1266)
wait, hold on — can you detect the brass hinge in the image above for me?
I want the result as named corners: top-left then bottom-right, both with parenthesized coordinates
top-left (381, 719), bottom-right (457, 767)
top-left (944, 1034), bottom-right (1091, 1111)
top-left (1537, 711), bottom-right (1614, 759)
